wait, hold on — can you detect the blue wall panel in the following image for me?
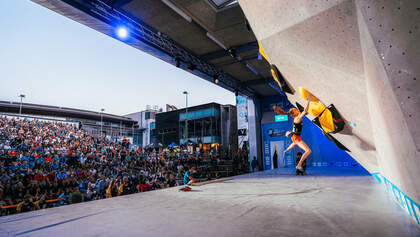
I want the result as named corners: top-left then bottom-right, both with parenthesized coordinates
top-left (259, 95), bottom-right (360, 170)
top-left (262, 121), bottom-right (293, 170)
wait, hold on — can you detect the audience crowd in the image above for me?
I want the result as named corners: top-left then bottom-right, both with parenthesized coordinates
top-left (0, 116), bottom-right (224, 216)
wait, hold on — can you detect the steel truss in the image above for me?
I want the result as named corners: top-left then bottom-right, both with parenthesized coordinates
top-left (60, 0), bottom-right (256, 97)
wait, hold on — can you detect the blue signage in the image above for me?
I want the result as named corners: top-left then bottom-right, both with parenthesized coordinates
top-left (275, 115), bottom-right (288, 122)
top-left (179, 108), bottom-right (219, 121)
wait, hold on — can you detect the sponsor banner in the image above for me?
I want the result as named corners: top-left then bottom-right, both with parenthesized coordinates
top-left (236, 95), bottom-right (249, 145)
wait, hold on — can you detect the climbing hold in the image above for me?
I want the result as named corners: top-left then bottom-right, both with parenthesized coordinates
top-left (349, 121), bottom-right (357, 127)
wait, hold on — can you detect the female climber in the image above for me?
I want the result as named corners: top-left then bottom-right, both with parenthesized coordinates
top-left (272, 95), bottom-right (312, 172)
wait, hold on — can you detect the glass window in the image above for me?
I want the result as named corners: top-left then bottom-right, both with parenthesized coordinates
top-left (195, 119), bottom-right (203, 138)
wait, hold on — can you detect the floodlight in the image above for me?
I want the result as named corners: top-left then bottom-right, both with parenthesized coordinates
top-left (116, 27), bottom-right (128, 39)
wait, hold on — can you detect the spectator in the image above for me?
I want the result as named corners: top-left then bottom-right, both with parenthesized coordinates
top-left (59, 188), bottom-right (72, 205)
top-left (251, 156), bottom-right (259, 172)
top-left (119, 177), bottom-right (132, 196)
top-left (106, 180), bottom-right (118, 198)
top-left (19, 195), bottom-right (35, 213)
top-left (183, 166), bottom-right (196, 185)
top-left (167, 173), bottom-right (177, 188)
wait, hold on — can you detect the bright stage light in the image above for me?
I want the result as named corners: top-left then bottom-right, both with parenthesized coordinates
top-left (116, 27), bottom-right (128, 39)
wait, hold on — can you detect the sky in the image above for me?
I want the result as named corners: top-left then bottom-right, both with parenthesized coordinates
top-left (0, 1), bottom-right (235, 115)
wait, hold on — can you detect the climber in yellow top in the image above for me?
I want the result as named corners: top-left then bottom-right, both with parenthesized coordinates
top-left (272, 95), bottom-right (312, 172)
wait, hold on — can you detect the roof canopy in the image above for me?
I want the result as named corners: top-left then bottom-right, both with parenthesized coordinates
top-left (32, 0), bottom-right (283, 98)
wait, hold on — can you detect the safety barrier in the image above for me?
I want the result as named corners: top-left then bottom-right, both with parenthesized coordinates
top-left (1, 198), bottom-right (65, 212)
top-left (372, 173), bottom-right (420, 226)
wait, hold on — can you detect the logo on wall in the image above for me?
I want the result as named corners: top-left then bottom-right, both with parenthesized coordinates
top-left (238, 129), bottom-right (247, 136)
top-left (236, 96), bottom-right (247, 105)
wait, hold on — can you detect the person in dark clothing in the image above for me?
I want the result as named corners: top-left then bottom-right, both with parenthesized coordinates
top-left (167, 173), bottom-right (177, 188)
top-left (110, 181), bottom-right (118, 197)
top-left (20, 195), bottom-right (35, 213)
top-left (272, 147), bottom-right (279, 169)
top-left (251, 156), bottom-right (258, 172)
top-left (119, 177), bottom-right (132, 196)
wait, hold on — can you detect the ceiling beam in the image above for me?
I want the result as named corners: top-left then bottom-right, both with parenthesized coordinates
top-left (243, 78), bottom-right (273, 86)
top-left (107, 0), bottom-right (134, 9)
top-left (215, 55), bottom-right (258, 67)
top-left (200, 41), bottom-right (258, 61)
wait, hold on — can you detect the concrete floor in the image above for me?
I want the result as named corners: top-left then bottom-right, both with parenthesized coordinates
top-left (0, 167), bottom-right (419, 237)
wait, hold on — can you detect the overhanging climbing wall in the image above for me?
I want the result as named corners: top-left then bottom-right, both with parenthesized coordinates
top-left (238, 0), bottom-right (420, 204)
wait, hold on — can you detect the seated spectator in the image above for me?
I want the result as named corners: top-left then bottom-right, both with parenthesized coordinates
top-left (183, 166), bottom-right (196, 185)
top-left (176, 171), bottom-right (184, 186)
top-left (118, 177), bottom-right (132, 196)
top-left (167, 173), bottom-right (177, 188)
top-left (106, 180), bottom-right (118, 198)
top-left (18, 195), bottom-right (35, 213)
top-left (59, 188), bottom-right (72, 205)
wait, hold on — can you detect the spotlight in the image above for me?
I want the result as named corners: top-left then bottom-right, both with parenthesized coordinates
top-left (174, 57), bottom-right (181, 68)
top-left (116, 27), bottom-right (128, 39)
top-left (228, 48), bottom-right (237, 58)
top-left (213, 74), bottom-right (219, 84)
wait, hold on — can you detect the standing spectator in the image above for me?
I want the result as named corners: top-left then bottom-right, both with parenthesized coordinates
top-left (251, 156), bottom-right (259, 172)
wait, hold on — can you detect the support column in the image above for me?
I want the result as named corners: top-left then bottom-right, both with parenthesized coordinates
top-left (247, 97), bottom-right (263, 170)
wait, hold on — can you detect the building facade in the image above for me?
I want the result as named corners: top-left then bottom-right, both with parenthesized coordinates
top-left (124, 107), bottom-right (160, 147)
top-left (155, 102), bottom-right (237, 152)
